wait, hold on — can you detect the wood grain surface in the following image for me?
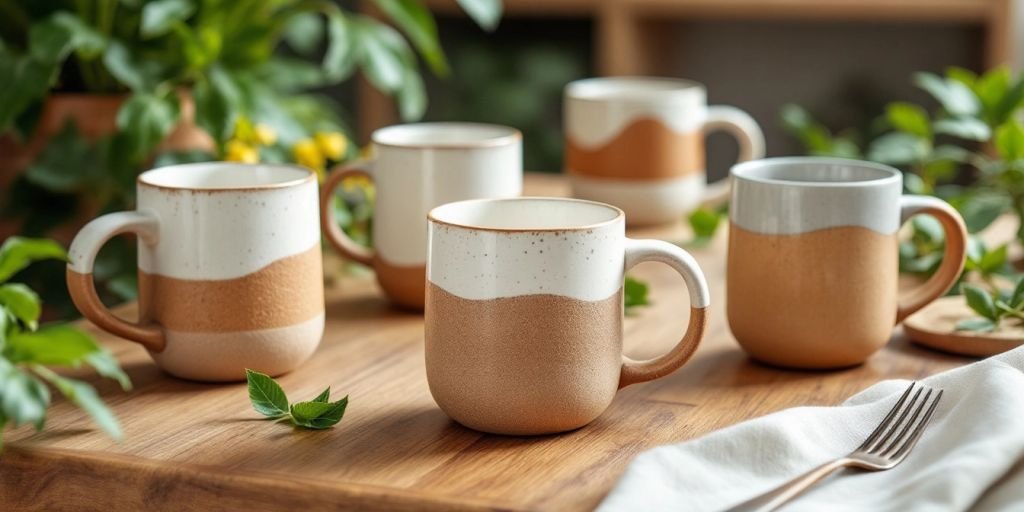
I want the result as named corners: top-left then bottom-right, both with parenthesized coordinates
top-left (0, 173), bottom-right (974, 511)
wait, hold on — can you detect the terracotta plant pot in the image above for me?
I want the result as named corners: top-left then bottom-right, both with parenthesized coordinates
top-left (0, 91), bottom-right (215, 241)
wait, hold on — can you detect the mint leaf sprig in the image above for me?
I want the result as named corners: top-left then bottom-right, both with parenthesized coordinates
top-left (245, 369), bottom-right (349, 429)
top-left (956, 277), bottom-right (1024, 332)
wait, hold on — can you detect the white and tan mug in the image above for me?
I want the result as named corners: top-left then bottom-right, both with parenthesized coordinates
top-left (321, 122), bottom-right (522, 310)
top-left (424, 197), bottom-right (711, 435)
top-left (727, 157), bottom-right (968, 369)
top-left (67, 163), bottom-right (324, 382)
top-left (565, 76), bottom-right (765, 225)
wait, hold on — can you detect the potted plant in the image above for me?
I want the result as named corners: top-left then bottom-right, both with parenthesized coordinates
top-left (0, 0), bottom-right (501, 315)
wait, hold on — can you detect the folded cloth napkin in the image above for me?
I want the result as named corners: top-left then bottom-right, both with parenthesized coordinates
top-left (599, 347), bottom-right (1024, 512)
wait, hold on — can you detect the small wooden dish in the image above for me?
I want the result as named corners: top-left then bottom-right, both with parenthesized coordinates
top-left (904, 296), bottom-right (1024, 357)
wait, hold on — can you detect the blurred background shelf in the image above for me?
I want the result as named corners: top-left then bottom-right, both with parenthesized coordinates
top-left (352, 0), bottom-right (1012, 175)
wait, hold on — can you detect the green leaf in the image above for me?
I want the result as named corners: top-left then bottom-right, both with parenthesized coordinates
top-left (624, 275), bottom-right (650, 312)
top-left (955, 317), bottom-right (996, 332)
top-left (456, 0), bottom-right (502, 31)
top-left (0, 237), bottom-right (66, 283)
top-left (979, 244), bottom-right (1009, 273)
top-left (976, 68), bottom-right (1011, 117)
top-left (283, 12), bottom-right (324, 56)
top-left (933, 117), bottom-right (990, 141)
top-left (1010, 276), bottom-right (1024, 308)
top-left (0, 51), bottom-right (58, 132)
top-left (1, 366), bottom-right (50, 430)
top-left (963, 284), bottom-right (998, 321)
top-left (913, 73), bottom-right (979, 117)
top-left (688, 207), bottom-right (722, 245)
top-left (354, 19), bottom-right (408, 92)
top-left (992, 77), bottom-right (1024, 126)
top-left (867, 132), bottom-right (929, 165)
top-left (245, 369), bottom-right (289, 418)
top-left (193, 66), bottom-right (240, 143)
top-left (50, 12), bottom-right (106, 59)
top-left (0, 283), bottom-right (40, 331)
top-left (323, 13), bottom-right (354, 81)
top-left (957, 193), bottom-right (1009, 234)
top-left (996, 121), bottom-right (1024, 161)
top-left (396, 66), bottom-right (426, 121)
top-left (376, 0), bottom-right (449, 76)
top-left (84, 351), bottom-right (132, 391)
top-left (289, 396), bottom-right (349, 429)
top-left (141, 0), bottom-right (196, 38)
top-left (28, 17), bottom-right (75, 63)
top-left (7, 325), bottom-right (103, 366)
top-left (116, 92), bottom-right (180, 160)
top-left (34, 367), bottom-right (122, 440)
top-left (25, 120), bottom-right (95, 193)
top-left (946, 67), bottom-right (977, 89)
top-left (311, 387), bottom-right (330, 403)
top-left (102, 41), bottom-right (166, 91)
top-left (886, 102), bottom-right (931, 138)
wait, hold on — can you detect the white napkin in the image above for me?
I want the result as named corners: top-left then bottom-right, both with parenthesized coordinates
top-left (599, 347), bottom-right (1024, 512)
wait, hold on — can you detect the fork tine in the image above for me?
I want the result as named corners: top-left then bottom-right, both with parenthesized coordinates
top-left (856, 383), bottom-right (917, 451)
top-left (888, 389), bottom-right (943, 461)
top-left (879, 388), bottom-right (934, 457)
top-left (864, 385), bottom-right (923, 453)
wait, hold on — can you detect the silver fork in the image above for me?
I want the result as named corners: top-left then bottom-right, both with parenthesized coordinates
top-left (726, 382), bottom-right (943, 512)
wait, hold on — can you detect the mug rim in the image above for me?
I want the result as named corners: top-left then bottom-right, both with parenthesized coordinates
top-left (138, 162), bottom-right (315, 192)
top-left (731, 157), bottom-right (902, 189)
top-left (565, 76), bottom-right (706, 105)
top-left (372, 122), bottom-right (522, 150)
top-left (428, 197), bottom-right (625, 233)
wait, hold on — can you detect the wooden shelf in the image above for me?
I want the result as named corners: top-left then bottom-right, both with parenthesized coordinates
top-left (357, 0), bottom-right (1011, 140)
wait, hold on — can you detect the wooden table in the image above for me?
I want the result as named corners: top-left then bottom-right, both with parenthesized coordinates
top-left (0, 173), bottom-right (973, 511)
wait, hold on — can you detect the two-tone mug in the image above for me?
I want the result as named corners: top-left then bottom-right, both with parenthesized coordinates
top-left (67, 163), bottom-right (324, 381)
top-left (727, 157), bottom-right (968, 369)
top-left (424, 197), bottom-right (711, 435)
top-left (564, 77), bottom-right (765, 225)
top-left (321, 123), bottom-right (522, 310)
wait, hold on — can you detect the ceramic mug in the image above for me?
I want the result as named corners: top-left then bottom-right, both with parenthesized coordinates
top-left (67, 163), bottom-right (324, 382)
top-left (564, 76), bottom-right (765, 226)
top-left (424, 197), bottom-right (711, 435)
top-left (727, 157), bottom-right (968, 369)
top-left (321, 122), bottom-right (522, 310)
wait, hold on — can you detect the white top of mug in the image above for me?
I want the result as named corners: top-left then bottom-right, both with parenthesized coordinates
top-left (730, 157), bottom-right (904, 235)
top-left (138, 162), bottom-right (314, 191)
top-left (372, 122), bottom-right (521, 150)
top-left (565, 76), bottom-right (706, 106)
top-left (428, 197), bottom-right (624, 233)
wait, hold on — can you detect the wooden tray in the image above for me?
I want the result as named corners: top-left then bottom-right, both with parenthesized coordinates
top-left (0, 174), bottom-right (973, 511)
top-left (905, 296), bottom-right (1024, 357)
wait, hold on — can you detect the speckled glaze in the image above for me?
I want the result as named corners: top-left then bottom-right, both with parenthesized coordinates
top-left (67, 163), bottom-right (324, 382)
top-left (727, 157), bottom-right (968, 368)
top-left (425, 197), bottom-right (710, 435)
top-left (564, 77), bottom-right (764, 225)
top-left (321, 123), bottom-right (522, 310)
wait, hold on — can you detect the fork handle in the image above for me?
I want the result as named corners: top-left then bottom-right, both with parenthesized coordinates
top-left (724, 458), bottom-right (851, 512)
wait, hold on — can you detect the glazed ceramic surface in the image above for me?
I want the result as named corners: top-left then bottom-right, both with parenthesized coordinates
top-left (424, 197), bottom-right (710, 435)
top-left (322, 123), bottom-right (522, 309)
top-left (67, 163), bottom-right (324, 382)
top-left (564, 77), bottom-right (764, 225)
top-left (727, 157), bottom-right (967, 368)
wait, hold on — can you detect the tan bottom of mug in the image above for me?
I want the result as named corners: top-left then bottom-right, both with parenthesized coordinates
top-left (727, 223), bottom-right (898, 369)
top-left (425, 282), bottom-right (622, 435)
top-left (374, 257), bottom-right (426, 310)
top-left (149, 313), bottom-right (325, 382)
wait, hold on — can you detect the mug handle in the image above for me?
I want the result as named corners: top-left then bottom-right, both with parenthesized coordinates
top-left (66, 211), bottom-right (165, 352)
top-left (320, 159), bottom-right (376, 266)
top-left (701, 106), bottom-right (766, 206)
top-left (619, 239), bottom-right (711, 388)
top-left (896, 195), bottom-right (968, 323)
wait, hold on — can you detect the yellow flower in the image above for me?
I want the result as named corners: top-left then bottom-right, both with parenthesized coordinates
top-left (314, 132), bottom-right (348, 161)
top-left (341, 174), bottom-right (373, 192)
top-left (225, 139), bottom-right (259, 163)
top-left (254, 123), bottom-right (277, 146)
top-left (293, 138), bottom-right (326, 178)
top-left (232, 116), bottom-right (256, 143)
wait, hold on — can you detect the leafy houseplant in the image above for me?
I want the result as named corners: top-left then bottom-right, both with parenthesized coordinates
top-left (0, 0), bottom-right (501, 317)
top-left (0, 237), bottom-right (130, 447)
